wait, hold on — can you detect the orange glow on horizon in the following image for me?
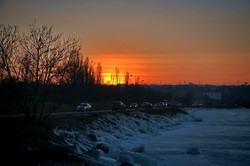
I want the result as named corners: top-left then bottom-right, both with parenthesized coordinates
top-left (93, 55), bottom-right (148, 85)
top-left (91, 53), bottom-right (250, 86)
top-left (102, 73), bottom-right (124, 85)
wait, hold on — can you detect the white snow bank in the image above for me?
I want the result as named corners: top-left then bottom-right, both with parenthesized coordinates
top-left (53, 111), bottom-right (192, 166)
top-left (121, 151), bottom-right (157, 166)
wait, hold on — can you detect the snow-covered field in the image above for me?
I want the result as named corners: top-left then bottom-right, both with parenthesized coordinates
top-left (144, 108), bottom-right (250, 166)
top-left (53, 108), bottom-right (250, 166)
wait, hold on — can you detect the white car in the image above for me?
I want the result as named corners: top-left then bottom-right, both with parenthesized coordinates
top-left (130, 103), bottom-right (139, 109)
top-left (76, 103), bottom-right (92, 112)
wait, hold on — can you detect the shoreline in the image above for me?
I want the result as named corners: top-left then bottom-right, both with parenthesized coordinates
top-left (0, 107), bottom-right (188, 166)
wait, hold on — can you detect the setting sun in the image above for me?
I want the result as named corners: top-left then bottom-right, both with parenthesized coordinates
top-left (93, 55), bottom-right (148, 85)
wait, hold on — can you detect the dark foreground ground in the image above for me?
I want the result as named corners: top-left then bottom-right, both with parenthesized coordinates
top-left (0, 107), bottom-right (186, 166)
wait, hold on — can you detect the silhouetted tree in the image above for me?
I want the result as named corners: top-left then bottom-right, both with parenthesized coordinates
top-left (110, 72), bottom-right (115, 85)
top-left (55, 43), bottom-right (82, 84)
top-left (19, 22), bottom-right (77, 84)
top-left (115, 67), bottom-right (120, 85)
top-left (96, 62), bottom-right (102, 84)
top-left (124, 71), bottom-right (131, 86)
top-left (18, 21), bottom-right (80, 122)
top-left (83, 57), bottom-right (95, 84)
top-left (0, 24), bottom-right (19, 82)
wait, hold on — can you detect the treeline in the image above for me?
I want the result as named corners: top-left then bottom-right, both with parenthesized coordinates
top-left (0, 22), bottom-right (102, 85)
top-left (2, 22), bottom-right (249, 123)
top-left (151, 84), bottom-right (250, 108)
top-left (0, 22), bottom-right (145, 122)
top-left (0, 22), bottom-right (103, 122)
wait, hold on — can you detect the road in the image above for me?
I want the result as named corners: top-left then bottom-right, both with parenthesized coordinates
top-left (0, 109), bottom-right (111, 118)
top-left (0, 108), bottom-right (144, 119)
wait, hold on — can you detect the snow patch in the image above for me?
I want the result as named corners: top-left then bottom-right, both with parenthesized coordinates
top-left (53, 111), bottom-right (192, 166)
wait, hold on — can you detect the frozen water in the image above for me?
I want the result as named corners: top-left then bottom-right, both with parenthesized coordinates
top-left (143, 108), bottom-right (250, 166)
top-left (53, 108), bottom-right (250, 166)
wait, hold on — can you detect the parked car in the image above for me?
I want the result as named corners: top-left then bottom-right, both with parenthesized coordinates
top-left (129, 103), bottom-right (139, 109)
top-left (112, 101), bottom-right (126, 111)
top-left (141, 102), bottom-right (153, 108)
top-left (155, 102), bottom-right (168, 108)
top-left (76, 103), bottom-right (92, 112)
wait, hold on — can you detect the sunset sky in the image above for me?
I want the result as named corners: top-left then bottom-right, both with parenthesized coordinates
top-left (1, 0), bottom-right (250, 85)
